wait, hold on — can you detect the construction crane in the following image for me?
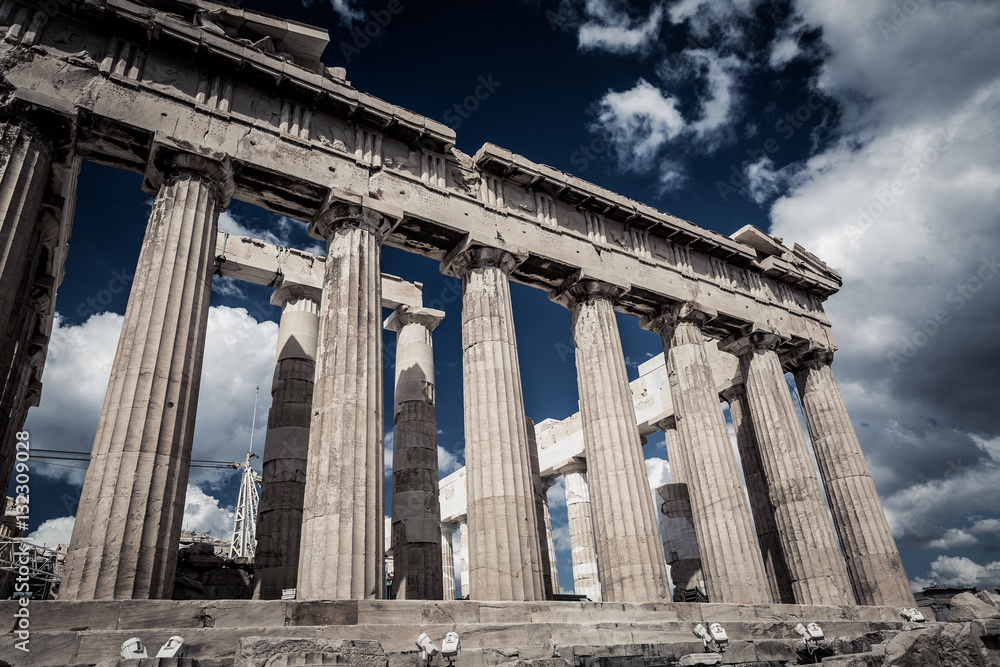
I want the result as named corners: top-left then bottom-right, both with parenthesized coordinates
top-left (229, 386), bottom-right (262, 560)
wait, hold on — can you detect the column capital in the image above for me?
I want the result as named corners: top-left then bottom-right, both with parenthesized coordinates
top-left (1, 90), bottom-right (78, 155)
top-left (384, 305), bottom-right (446, 334)
top-left (310, 198), bottom-right (396, 243)
top-left (783, 344), bottom-right (836, 373)
top-left (551, 269), bottom-right (629, 309)
top-left (719, 330), bottom-right (787, 357)
top-left (271, 282), bottom-right (322, 308)
top-left (143, 136), bottom-right (236, 207)
top-left (641, 301), bottom-right (718, 335)
top-left (719, 384), bottom-right (745, 404)
top-left (654, 415), bottom-right (677, 432)
top-left (557, 457), bottom-right (588, 476)
top-left (440, 234), bottom-right (527, 279)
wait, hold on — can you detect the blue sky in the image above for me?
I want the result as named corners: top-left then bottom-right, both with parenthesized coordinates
top-left (20, 0), bottom-right (1000, 596)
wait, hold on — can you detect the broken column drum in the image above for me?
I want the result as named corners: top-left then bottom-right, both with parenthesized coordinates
top-left (386, 305), bottom-right (446, 600)
top-left (254, 284), bottom-right (321, 600)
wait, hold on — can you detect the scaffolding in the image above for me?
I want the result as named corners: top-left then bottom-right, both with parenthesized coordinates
top-left (0, 536), bottom-right (63, 599)
top-left (229, 386), bottom-right (262, 560)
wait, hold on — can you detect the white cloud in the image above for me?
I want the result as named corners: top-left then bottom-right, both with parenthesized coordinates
top-left (189, 307), bottom-right (280, 485)
top-left (970, 518), bottom-right (1000, 536)
top-left (684, 50), bottom-right (743, 140)
top-left (578, 2), bottom-right (665, 55)
top-left (212, 275), bottom-right (248, 299)
top-left (766, 0), bottom-right (1000, 561)
top-left (25, 516), bottom-right (75, 548)
top-left (438, 445), bottom-right (462, 475)
top-left (218, 210), bottom-right (283, 247)
top-left (25, 313), bottom-right (123, 486)
top-left (645, 456), bottom-right (672, 497)
top-left (594, 78), bottom-right (686, 169)
top-left (743, 156), bottom-right (784, 204)
top-left (592, 49), bottom-right (747, 187)
top-left (327, 0), bottom-right (364, 26)
top-left (25, 307), bottom-right (279, 491)
top-left (551, 523), bottom-right (571, 552)
top-left (183, 484), bottom-right (235, 538)
top-left (911, 555), bottom-right (1000, 591)
top-left (668, 0), bottom-right (765, 45)
top-left (218, 210), bottom-right (321, 256)
top-left (927, 528), bottom-right (978, 550)
top-left (547, 476), bottom-right (567, 510)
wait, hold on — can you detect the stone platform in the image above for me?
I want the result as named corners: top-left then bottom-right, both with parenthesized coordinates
top-left (0, 599), bottom-right (936, 667)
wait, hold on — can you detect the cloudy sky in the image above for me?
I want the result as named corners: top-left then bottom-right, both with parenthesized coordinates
top-left (18, 0), bottom-right (1000, 595)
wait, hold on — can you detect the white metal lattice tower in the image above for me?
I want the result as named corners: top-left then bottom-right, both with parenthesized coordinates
top-left (230, 386), bottom-right (262, 560)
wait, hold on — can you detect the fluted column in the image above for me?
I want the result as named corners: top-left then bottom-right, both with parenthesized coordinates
top-left (721, 385), bottom-right (796, 604)
top-left (386, 305), bottom-right (445, 600)
top-left (556, 278), bottom-right (668, 602)
top-left (526, 416), bottom-right (556, 599)
top-left (61, 150), bottom-right (234, 600)
top-left (459, 520), bottom-right (469, 599)
top-left (542, 478), bottom-right (560, 595)
top-left (722, 333), bottom-right (854, 606)
top-left (254, 284), bottom-right (320, 600)
top-left (560, 461), bottom-right (601, 601)
top-left (297, 201), bottom-right (393, 600)
top-left (441, 522), bottom-right (457, 600)
top-left (0, 119), bottom-right (54, 501)
top-left (656, 483), bottom-right (705, 601)
top-left (644, 303), bottom-right (770, 604)
top-left (443, 243), bottom-right (544, 600)
top-left (655, 416), bottom-right (686, 485)
top-left (792, 352), bottom-right (914, 606)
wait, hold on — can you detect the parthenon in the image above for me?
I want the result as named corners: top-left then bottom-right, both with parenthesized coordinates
top-left (5, 0), bottom-right (990, 665)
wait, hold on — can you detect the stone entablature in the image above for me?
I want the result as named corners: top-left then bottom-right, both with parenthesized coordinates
top-left (8, 0), bottom-right (837, 354)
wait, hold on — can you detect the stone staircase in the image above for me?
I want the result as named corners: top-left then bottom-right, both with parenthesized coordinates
top-left (0, 599), bottom-right (933, 667)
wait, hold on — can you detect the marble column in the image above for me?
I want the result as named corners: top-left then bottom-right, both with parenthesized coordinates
top-left (560, 461), bottom-right (601, 601)
top-left (793, 352), bottom-right (914, 606)
top-left (254, 284), bottom-right (320, 600)
top-left (655, 416), bottom-right (686, 487)
top-left (442, 244), bottom-right (544, 600)
top-left (459, 520), bottom-right (469, 599)
top-left (644, 303), bottom-right (770, 604)
top-left (0, 118), bottom-right (54, 501)
top-left (61, 150), bottom-right (234, 600)
top-left (297, 201), bottom-right (393, 600)
top-left (527, 416), bottom-right (556, 600)
top-left (721, 385), bottom-right (796, 604)
top-left (385, 305), bottom-right (446, 600)
top-left (542, 478), bottom-right (561, 595)
top-left (441, 522), bottom-right (457, 600)
top-left (656, 483), bottom-right (705, 602)
top-left (557, 278), bottom-right (669, 602)
top-left (722, 333), bottom-right (854, 606)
